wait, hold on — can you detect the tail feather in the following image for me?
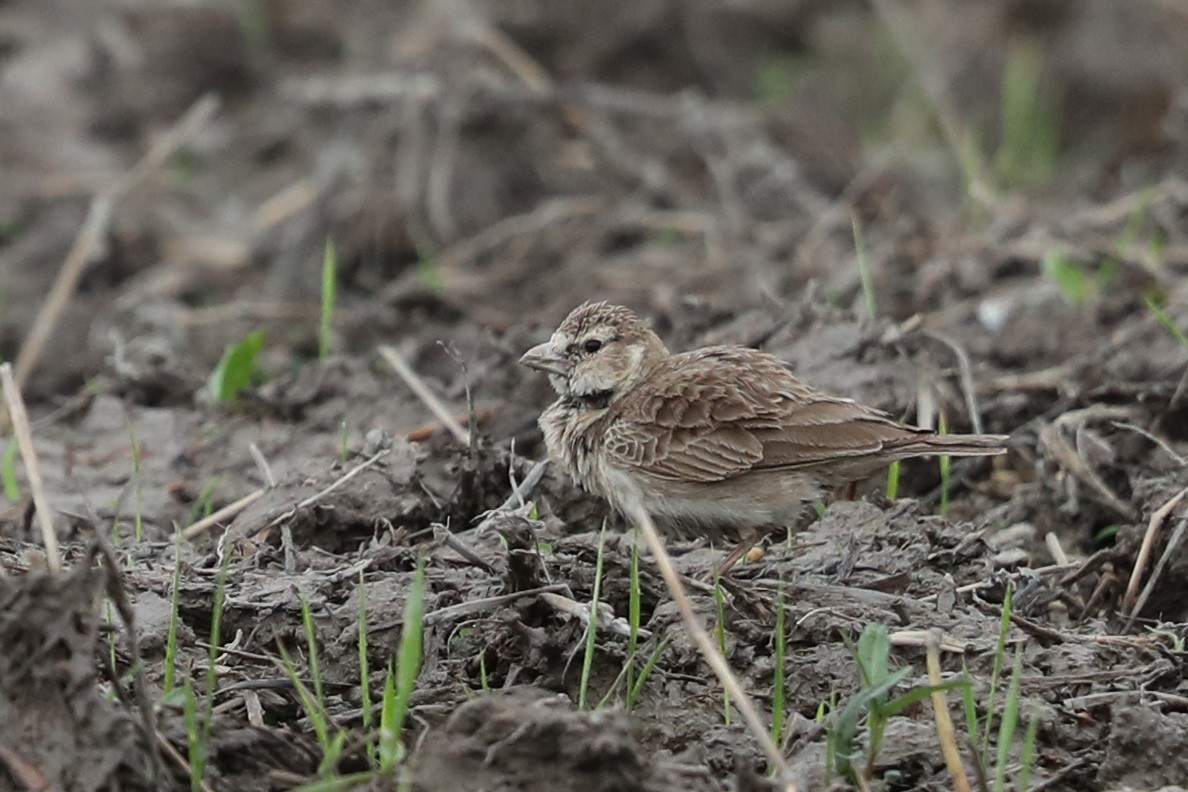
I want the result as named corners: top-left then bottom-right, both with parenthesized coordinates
top-left (893, 432), bottom-right (1009, 458)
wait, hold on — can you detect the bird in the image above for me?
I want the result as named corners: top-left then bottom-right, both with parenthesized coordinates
top-left (519, 301), bottom-right (1008, 572)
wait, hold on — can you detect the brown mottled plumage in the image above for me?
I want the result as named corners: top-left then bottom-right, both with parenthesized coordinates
top-left (520, 302), bottom-right (1007, 567)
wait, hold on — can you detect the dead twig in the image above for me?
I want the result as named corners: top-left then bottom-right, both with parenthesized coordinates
top-left (181, 488), bottom-right (268, 541)
top-left (431, 524), bottom-right (495, 573)
top-left (890, 629), bottom-right (967, 654)
top-left (379, 345), bottom-right (470, 446)
top-left (14, 94), bottom-right (219, 389)
top-left (1124, 484), bottom-right (1188, 618)
top-left (437, 341), bottom-right (478, 455)
top-left (612, 472), bottom-right (798, 791)
top-left (540, 591), bottom-right (653, 639)
top-left (0, 362), bottom-right (62, 573)
top-left (1039, 406), bottom-right (1137, 521)
top-left (1129, 512), bottom-right (1188, 624)
top-left (979, 362), bottom-right (1080, 393)
top-left (1110, 421), bottom-right (1186, 467)
top-left (1045, 533), bottom-right (1070, 566)
top-left (919, 329), bottom-right (985, 434)
top-left (426, 94), bottom-right (463, 239)
top-left (471, 459), bottom-right (549, 533)
top-left (432, 195), bottom-right (602, 276)
top-left (463, 23), bottom-right (552, 93)
top-left (422, 584), bottom-right (570, 626)
top-left (249, 442), bottom-right (277, 489)
top-left (406, 406), bottom-right (497, 442)
top-left (253, 180), bottom-right (318, 231)
top-left (0, 745), bottom-right (47, 789)
top-left (252, 448), bottom-right (392, 542)
top-left (13, 197), bottom-right (112, 390)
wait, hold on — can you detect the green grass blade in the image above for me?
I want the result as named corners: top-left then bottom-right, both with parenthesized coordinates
top-left (287, 771), bottom-right (378, 792)
top-left (1, 441), bottom-right (20, 501)
top-left (277, 641), bottom-right (331, 751)
top-left (163, 536), bottom-right (183, 695)
top-left (853, 216), bottom-right (877, 319)
top-left (856, 623), bottom-right (891, 690)
top-left (886, 460), bottom-right (901, 500)
top-left (183, 678), bottom-right (205, 792)
top-left (713, 571), bottom-right (731, 725)
top-left (208, 329), bottom-right (266, 402)
top-left (993, 646), bottom-right (1024, 792)
top-left (379, 664), bottom-right (399, 770)
top-left (983, 583), bottom-right (1014, 766)
top-left (1146, 293), bottom-right (1188, 350)
top-left (938, 413), bottom-right (951, 517)
top-left (771, 583), bottom-right (787, 745)
top-left (391, 560), bottom-right (426, 744)
top-left (961, 661), bottom-right (979, 748)
top-left (626, 637), bottom-right (670, 710)
top-left (358, 571), bottom-right (372, 733)
top-left (626, 532), bottom-right (641, 701)
top-left (997, 35), bottom-right (1060, 186)
top-left (1042, 249), bottom-right (1090, 304)
top-left (883, 678), bottom-right (968, 713)
top-left (205, 551), bottom-right (230, 718)
top-left (1018, 704), bottom-right (1040, 792)
top-left (320, 238), bottom-right (337, 359)
top-left (299, 592), bottom-right (326, 715)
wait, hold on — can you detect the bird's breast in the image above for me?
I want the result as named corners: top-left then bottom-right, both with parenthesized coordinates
top-left (539, 401), bottom-right (614, 498)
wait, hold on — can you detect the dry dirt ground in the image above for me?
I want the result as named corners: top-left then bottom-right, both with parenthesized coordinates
top-left (2, 1), bottom-right (1188, 790)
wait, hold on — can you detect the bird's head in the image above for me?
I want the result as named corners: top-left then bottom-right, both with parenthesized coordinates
top-left (519, 302), bottom-right (668, 408)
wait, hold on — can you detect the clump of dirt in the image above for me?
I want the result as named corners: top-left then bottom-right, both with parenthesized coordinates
top-left (0, 548), bottom-right (155, 791)
top-left (411, 688), bottom-right (721, 792)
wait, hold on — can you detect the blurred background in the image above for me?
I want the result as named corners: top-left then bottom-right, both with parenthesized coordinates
top-left (3, 0), bottom-right (1186, 396)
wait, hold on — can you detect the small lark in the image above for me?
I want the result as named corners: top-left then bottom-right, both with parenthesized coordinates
top-left (520, 301), bottom-right (1008, 570)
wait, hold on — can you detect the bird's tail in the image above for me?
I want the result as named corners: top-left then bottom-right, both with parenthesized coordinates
top-left (898, 433), bottom-right (1010, 458)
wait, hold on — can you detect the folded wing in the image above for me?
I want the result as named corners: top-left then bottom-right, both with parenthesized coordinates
top-left (603, 347), bottom-right (931, 483)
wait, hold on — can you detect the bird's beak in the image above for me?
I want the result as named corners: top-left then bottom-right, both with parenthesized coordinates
top-left (519, 343), bottom-right (571, 377)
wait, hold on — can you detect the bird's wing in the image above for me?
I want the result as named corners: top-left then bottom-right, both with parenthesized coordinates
top-left (604, 347), bottom-right (926, 483)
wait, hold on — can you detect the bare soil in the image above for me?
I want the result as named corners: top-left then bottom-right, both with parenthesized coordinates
top-left (2, 1), bottom-right (1188, 790)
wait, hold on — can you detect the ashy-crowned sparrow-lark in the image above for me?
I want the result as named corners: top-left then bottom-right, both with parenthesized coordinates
top-left (521, 301), bottom-right (1008, 569)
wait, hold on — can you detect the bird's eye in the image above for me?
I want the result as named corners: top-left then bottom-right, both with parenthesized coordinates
top-left (583, 339), bottom-right (603, 354)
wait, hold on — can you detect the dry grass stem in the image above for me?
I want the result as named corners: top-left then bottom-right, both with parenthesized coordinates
top-left (14, 94), bottom-right (219, 388)
top-left (464, 22), bottom-right (552, 93)
top-left (1122, 484), bottom-right (1188, 614)
top-left (1130, 514), bottom-right (1188, 622)
top-left (890, 629), bottom-right (967, 654)
top-left (250, 448), bottom-right (391, 542)
top-left (379, 345), bottom-right (470, 446)
top-left (925, 631), bottom-right (973, 792)
top-left (248, 442), bottom-right (278, 488)
top-left (13, 196), bottom-right (112, 389)
top-left (0, 362), bottom-right (62, 573)
top-left (423, 583), bottom-right (569, 626)
top-left (920, 329), bottom-right (985, 434)
top-left (612, 472), bottom-right (798, 792)
top-left (181, 488), bottom-right (267, 541)
top-left (1040, 407), bottom-right (1137, 521)
top-left (1045, 533), bottom-right (1070, 566)
top-left (253, 180), bottom-right (318, 230)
